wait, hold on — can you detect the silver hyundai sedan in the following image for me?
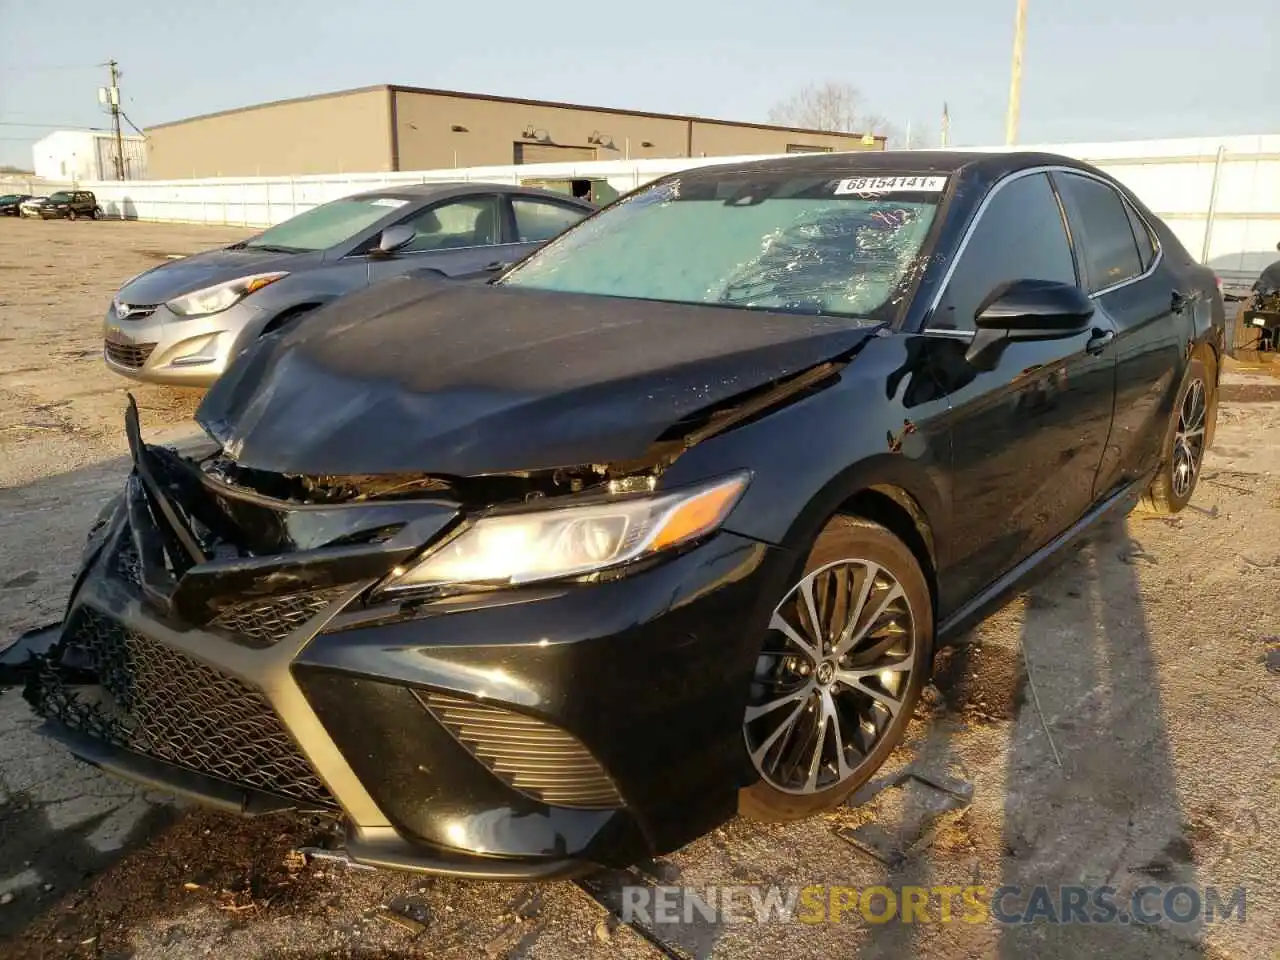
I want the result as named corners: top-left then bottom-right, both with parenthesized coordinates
top-left (103, 182), bottom-right (594, 386)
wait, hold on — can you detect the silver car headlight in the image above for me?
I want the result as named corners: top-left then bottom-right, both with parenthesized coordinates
top-left (378, 473), bottom-right (749, 595)
top-left (166, 272), bottom-right (288, 318)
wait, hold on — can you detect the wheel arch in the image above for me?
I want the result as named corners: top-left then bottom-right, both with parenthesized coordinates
top-left (1188, 336), bottom-right (1219, 448)
top-left (762, 455), bottom-right (944, 620)
top-left (261, 301), bottom-right (326, 336)
top-left (837, 485), bottom-right (939, 619)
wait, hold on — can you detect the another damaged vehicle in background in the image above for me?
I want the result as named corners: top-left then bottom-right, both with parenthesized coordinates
top-left (21, 151), bottom-right (1225, 877)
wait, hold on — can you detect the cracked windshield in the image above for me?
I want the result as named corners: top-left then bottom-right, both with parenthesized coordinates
top-left (502, 173), bottom-right (941, 319)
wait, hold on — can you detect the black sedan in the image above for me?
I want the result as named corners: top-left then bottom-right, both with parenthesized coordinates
top-left (0, 193), bottom-right (31, 216)
top-left (21, 151), bottom-right (1224, 877)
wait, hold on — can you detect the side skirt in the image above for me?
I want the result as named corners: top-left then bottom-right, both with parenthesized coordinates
top-left (937, 476), bottom-right (1149, 642)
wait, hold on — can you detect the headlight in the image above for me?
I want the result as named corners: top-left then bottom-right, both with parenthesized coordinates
top-left (378, 473), bottom-right (749, 595)
top-left (166, 272), bottom-right (288, 317)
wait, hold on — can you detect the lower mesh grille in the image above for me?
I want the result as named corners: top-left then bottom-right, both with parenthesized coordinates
top-left (104, 340), bottom-right (157, 369)
top-left (419, 691), bottom-right (622, 809)
top-left (31, 606), bottom-right (335, 808)
top-left (207, 588), bottom-right (349, 649)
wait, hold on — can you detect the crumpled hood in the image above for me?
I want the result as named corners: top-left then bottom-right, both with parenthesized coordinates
top-left (196, 277), bottom-right (879, 477)
top-left (118, 247), bottom-right (319, 305)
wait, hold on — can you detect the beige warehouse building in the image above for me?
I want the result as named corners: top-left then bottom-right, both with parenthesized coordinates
top-left (144, 85), bottom-right (884, 180)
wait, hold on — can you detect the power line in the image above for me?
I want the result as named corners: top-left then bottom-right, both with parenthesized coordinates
top-left (0, 64), bottom-right (97, 73)
top-left (119, 108), bottom-right (147, 138)
top-left (0, 122), bottom-right (110, 130)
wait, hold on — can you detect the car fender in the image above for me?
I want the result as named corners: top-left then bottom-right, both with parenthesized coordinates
top-left (658, 333), bottom-right (951, 570)
top-left (225, 263), bottom-right (368, 354)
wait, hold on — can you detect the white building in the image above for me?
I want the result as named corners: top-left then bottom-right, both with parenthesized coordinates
top-left (31, 130), bottom-right (147, 182)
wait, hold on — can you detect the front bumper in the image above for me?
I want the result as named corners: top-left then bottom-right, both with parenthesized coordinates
top-left (102, 299), bottom-right (266, 386)
top-left (27, 469), bottom-right (791, 876)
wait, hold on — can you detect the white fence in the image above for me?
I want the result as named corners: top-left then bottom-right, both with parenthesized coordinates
top-left (36, 134), bottom-right (1280, 285)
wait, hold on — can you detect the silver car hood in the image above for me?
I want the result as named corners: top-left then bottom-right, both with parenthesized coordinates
top-left (117, 247), bottom-right (324, 305)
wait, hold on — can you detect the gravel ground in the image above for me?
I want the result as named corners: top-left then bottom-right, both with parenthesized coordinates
top-left (0, 219), bottom-right (1277, 959)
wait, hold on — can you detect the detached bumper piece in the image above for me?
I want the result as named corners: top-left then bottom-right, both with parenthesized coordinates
top-left (27, 604), bottom-right (337, 809)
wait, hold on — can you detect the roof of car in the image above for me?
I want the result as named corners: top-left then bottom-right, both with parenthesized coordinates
top-left (348, 181), bottom-right (590, 204)
top-left (677, 149), bottom-right (1097, 181)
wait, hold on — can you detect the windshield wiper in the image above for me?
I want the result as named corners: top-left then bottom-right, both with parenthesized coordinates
top-left (244, 243), bottom-right (310, 254)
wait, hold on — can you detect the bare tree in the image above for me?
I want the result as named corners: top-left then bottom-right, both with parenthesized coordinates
top-left (767, 82), bottom-right (896, 140)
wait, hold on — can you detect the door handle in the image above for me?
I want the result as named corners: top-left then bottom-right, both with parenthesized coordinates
top-left (1085, 328), bottom-right (1115, 355)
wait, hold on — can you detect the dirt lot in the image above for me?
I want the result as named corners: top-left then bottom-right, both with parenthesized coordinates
top-left (0, 218), bottom-right (1277, 960)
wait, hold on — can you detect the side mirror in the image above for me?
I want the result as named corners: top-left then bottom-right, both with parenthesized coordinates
top-left (965, 279), bottom-right (1095, 366)
top-left (373, 224), bottom-right (416, 256)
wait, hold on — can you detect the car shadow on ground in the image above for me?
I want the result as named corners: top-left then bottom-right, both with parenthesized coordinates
top-left (856, 518), bottom-right (1211, 959)
top-left (0, 787), bottom-right (178, 941)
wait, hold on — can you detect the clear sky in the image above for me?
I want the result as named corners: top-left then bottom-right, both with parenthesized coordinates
top-left (0, 0), bottom-right (1276, 169)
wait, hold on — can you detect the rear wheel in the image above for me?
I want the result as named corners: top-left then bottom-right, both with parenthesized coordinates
top-left (1140, 356), bottom-right (1213, 514)
top-left (738, 515), bottom-right (933, 821)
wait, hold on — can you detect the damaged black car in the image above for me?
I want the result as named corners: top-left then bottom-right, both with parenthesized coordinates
top-left (19, 151), bottom-right (1225, 878)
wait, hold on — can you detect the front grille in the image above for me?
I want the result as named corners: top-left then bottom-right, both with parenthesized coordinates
top-left (419, 691), bottom-right (622, 810)
top-left (207, 587), bottom-right (350, 649)
top-left (31, 606), bottom-right (335, 809)
top-left (105, 339), bottom-right (157, 369)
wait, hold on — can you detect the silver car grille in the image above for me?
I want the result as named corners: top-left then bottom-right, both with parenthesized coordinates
top-left (104, 340), bottom-right (157, 369)
top-left (114, 302), bottom-right (159, 321)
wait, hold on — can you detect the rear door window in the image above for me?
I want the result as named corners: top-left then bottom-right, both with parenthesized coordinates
top-left (931, 172), bottom-right (1076, 332)
top-left (1056, 173), bottom-right (1144, 292)
top-left (511, 198), bottom-right (588, 243)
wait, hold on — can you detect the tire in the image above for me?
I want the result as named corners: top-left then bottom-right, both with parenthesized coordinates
top-left (738, 515), bottom-right (934, 822)
top-left (1140, 355), bottom-right (1213, 514)
top-left (67, 208), bottom-right (77, 221)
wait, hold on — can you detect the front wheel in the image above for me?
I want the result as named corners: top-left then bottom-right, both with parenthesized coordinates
top-left (1140, 356), bottom-right (1213, 514)
top-left (738, 515), bottom-right (933, 822)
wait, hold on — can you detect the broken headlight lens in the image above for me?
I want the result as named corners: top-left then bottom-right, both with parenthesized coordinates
top-left (378, 473), bottom-right (749, 594)
top-left (166, 272), bottom-right (288, 318)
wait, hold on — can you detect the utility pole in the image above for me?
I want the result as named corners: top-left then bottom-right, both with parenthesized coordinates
top-left (941, 102), bottom-right (950, 147)
top-left (1005, 0), bottom-right (1028, 146)
top-left (101, 60), bottom-right (125, 180)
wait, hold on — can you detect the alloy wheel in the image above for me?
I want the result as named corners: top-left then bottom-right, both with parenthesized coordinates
top-left (744, 558), bottom-right (917, 795)
top-left (1172, 377), bottom-right (1207, 500)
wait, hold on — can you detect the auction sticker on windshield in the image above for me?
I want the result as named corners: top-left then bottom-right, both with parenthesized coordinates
top-left (834, 176), bottom-right (948, 195)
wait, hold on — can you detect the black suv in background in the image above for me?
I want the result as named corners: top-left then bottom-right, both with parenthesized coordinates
top-left (38, 190), bottom-right (100, 220)
top-left (0, 193), bottom-right (31, 216)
